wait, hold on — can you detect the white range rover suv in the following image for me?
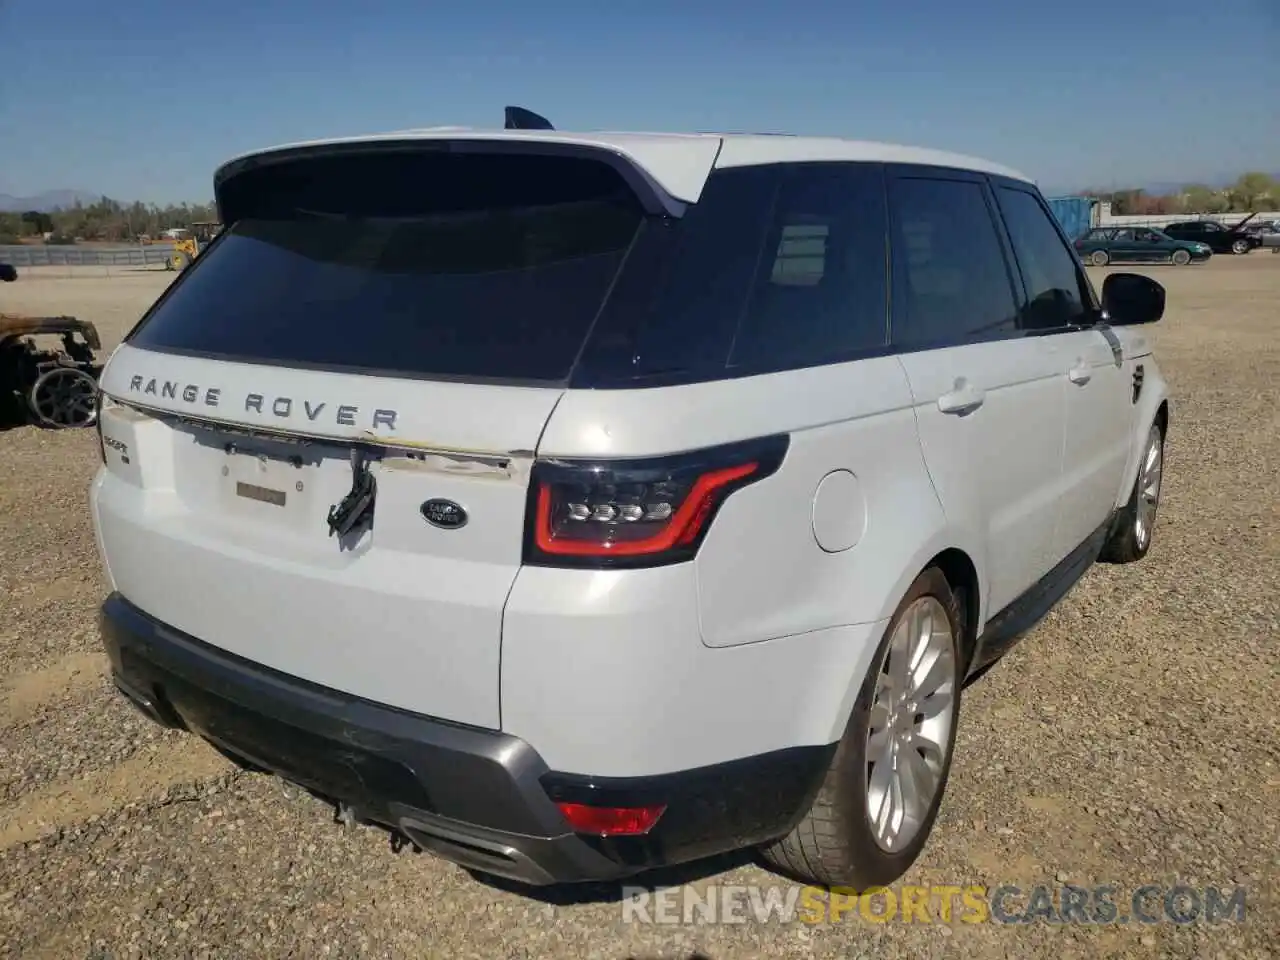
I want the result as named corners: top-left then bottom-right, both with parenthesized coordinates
top-left (90, 109), bottom-right (1170, 890)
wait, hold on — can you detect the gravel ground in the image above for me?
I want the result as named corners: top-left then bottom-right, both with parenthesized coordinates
top-left (1, 258), bottom-right (1278, 958)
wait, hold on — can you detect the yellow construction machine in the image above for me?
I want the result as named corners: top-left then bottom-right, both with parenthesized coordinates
top-left (165, 222), bottom-right (222, 271)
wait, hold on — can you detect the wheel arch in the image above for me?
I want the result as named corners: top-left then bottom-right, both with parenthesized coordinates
top-left (818, 537), bottom-right (986, 747)
top-left (1154, 397), bottom-right (1169, 435)
top-left (927, 547), bottom-right (982, 669)
top-left (1114, 363), bottom-right (1170, 510)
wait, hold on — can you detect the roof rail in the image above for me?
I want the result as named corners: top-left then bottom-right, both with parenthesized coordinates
top-left (504, 106), bottom-right (555, 131)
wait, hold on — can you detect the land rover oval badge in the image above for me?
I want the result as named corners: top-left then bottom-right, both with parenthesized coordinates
top-left (421, 498), bottom-right (468, 530)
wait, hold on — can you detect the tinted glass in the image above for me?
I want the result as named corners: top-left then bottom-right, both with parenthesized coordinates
top-left (574, 165), bottom-right (781, 384)
top-left (128, 152), bottom-right (644, 383)
top-left (995, 186), bottom-right (1092, 331)
top-left (888, 176), bottom-right (1018, 349)
top-left (728, 163), bottom-right (889, 370)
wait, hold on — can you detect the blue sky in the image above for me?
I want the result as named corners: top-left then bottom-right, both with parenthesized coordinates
top-left (1, 0), bottom-right (1276, 203)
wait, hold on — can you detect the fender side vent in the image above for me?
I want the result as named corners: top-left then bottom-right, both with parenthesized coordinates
top-left (1132, 364), bottom-right (1145, 404)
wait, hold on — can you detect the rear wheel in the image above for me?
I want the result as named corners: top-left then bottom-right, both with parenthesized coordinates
top-left (1090, 250), bottom-right (1109, 266)
top-left (759, 567), bottom-right (963, 888)
top-left (1171, 249), bottom-right (1191, 266)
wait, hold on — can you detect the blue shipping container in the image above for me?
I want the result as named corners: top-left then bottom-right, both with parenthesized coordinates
top-left (1045, 196), bottom-right (1096, 241)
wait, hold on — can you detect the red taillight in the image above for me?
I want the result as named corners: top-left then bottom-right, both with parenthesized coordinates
top-left (524, 434), bottom-right (789, 568)
top-left (555, 801), bottom-right (666, 837)
top-left (534, 462), bottom-right (755, 557)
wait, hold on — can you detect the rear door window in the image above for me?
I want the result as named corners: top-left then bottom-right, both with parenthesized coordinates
top-left (126, 151), bottom-right (645, 384)
top-left (886, 172), bottom-right (1019, 349)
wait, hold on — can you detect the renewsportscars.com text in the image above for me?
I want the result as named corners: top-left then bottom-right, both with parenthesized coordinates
top-left (620, 883), bottom-right (1248, 926)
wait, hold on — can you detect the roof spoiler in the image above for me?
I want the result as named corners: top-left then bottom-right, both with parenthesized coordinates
top-left (504, 106), bottom-right (555, 131)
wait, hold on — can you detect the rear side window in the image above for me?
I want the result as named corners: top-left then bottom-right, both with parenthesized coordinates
top-left (727, 162), bottom-right (889, 371)
top-left (576, 165), bottom-right (781, 384)
top-left (574, 161), bottom-right (890, 385)
top-left (994, 186), bottom-right (1093, 331)
top-left (887, 175), bottom-right (1018, 349)
top-left (127, 150), bottom-right (645, 384)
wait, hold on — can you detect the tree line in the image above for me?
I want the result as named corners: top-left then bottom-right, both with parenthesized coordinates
top-left (0, 197), bottom-right (218, 245)
top-left (1, 171), bottom-right (1276, 245)
top-left (1081, 172), bottom-right (1277, 217)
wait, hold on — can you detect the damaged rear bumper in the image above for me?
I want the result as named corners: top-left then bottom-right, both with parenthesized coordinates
top-left (99, 592), bottom-right (833, 887)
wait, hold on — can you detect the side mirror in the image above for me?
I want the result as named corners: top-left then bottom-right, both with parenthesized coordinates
top-left (0, 263), bottom-right (16, 282)
top-left (1101, 272), bottom-right (1165, 326)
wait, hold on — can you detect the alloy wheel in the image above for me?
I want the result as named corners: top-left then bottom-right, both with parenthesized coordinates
top-left (1135, 426), bottom-right (1163, 550)
top-left (864, 596), bottom-right (957, 853)
top-left (28, 367), bottom-right (99, 428)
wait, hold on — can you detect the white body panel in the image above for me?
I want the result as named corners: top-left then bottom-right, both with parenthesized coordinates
top-left (93, 345), bottom-right (566, 730)
top-left (1109, 329), bottom-right (1168, 506)
top-left (539, 356), bottom-right (955, 644)
top-left (1047, 328), bottom-right (1134, 561)
top-left (501, 563), bottom-right (887, 776)
top-left (897, 338), bottom-right (1067, 617)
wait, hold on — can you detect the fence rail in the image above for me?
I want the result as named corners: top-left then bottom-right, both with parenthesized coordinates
top-left (1096, 212), bottom-right (1276, 229)
top-left (0, 244), bottom-right (177, 267)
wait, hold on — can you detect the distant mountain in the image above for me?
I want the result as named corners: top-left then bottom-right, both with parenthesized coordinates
top-left (0, 189), bottom-right (101, 212)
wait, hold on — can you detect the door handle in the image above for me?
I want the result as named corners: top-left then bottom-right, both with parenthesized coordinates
top-left (1068, 363), bottom-right (1092, 385)
top-left (937, 379), bottom-right (986, 415)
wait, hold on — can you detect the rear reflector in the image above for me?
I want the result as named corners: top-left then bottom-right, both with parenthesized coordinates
top-left (555, 801), bottom-right (666, 837)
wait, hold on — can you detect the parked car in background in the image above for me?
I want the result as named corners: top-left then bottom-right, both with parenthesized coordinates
top-left (1243, 220), bottom-right (1280, 250)
top-left (1074, 226), bottom-right (1211, 266)
top-left (1163, 215), bottom-right (1260, 255)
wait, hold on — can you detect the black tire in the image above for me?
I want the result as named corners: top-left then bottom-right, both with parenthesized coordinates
top-left (1090, 250), bottom-right (1109, 266)
top-left (1231, 239), bottom-right (1250, 255)
top-left (1171, 249), bottom-right (1191, 266)
top-left (1099, 420), bottom-right (1165, 564)
top-left (759, 567), bottom-right (963, 888)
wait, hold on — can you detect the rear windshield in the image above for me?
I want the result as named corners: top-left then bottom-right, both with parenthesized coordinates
top-left (128, 151), bottom-right (645, 383)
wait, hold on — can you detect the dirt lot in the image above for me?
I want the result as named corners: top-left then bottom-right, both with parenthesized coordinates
top-left (1, 258), bottom-right (1277, 959)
